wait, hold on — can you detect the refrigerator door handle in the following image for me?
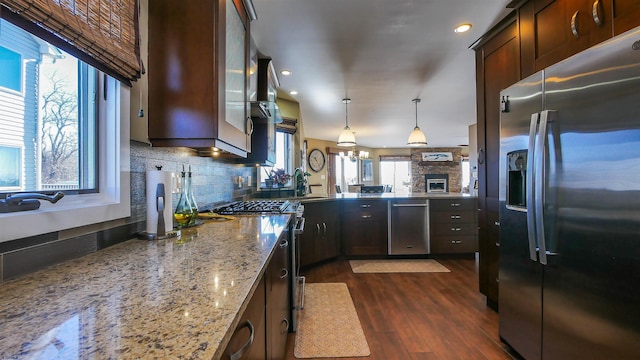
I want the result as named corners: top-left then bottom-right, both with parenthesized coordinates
top-left (535, 110), bottom-right (556, 265)
top-left (526, 113), bottom-right (540, 261)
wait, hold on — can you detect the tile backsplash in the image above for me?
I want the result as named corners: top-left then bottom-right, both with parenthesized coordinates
top-left (0, 141), bottom-right (257, 282)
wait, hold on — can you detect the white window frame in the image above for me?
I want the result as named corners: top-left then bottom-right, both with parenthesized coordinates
top-left (379, 159), bottom-right (412, 194)
top-left (0, 145), bottom-right (23, 191)
top-left (0, 75), bottom-right (130, 241)
top-left (0, 45), bottom-right (23, 94)
top-left (259, 131), bottom-right (294, 187)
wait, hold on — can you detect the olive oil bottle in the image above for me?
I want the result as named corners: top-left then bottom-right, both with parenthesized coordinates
top-left (187, 165), bottom-right (198, 226)
top-left (174, 166), bottom-right (193, 227)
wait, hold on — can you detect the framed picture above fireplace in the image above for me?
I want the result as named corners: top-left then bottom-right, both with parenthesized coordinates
top-left (422, 152), bottom-right (453, 162)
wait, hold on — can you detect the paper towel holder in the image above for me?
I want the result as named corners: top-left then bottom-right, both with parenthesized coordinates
top-left (139, 165), bottom-right (181, 240)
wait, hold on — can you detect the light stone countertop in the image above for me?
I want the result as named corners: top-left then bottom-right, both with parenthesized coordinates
top-left (294, 192), bottom-right (476, 203)
top-left (0, 214), bottom-right (292, 360)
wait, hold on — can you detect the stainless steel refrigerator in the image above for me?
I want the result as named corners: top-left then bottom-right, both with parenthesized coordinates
top-left (499, 27), bottom-right (640, 360)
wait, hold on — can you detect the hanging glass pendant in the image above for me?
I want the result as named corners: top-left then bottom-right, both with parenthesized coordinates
top-left (407, 98), bottom-right (428, 146)
top-left (337, 98), bottom-right (357, 146)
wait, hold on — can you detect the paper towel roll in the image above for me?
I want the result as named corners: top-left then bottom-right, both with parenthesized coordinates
top-left (146, 170), bottom-right (174, 234)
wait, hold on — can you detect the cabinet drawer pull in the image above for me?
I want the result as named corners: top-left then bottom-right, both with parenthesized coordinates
top-left (451, 240), bottom-right (462, 244)
top-left (495, 242), bottom-right (500, 247)
top-left (280, 268), bottom-right (289, 280)
top-left (361, 215), bottom-right (372, 219)
top-left (450, 203), bottom-right (461, 207)
top-left (279, 240), bottom-right (289, 248)
top-left (323, 222), bottom-right (327, 233)
top-left (316, 223), bottom-right (321, 234)
top-left (494, 221), bottom-right (500, 226)
top-left (571, 10), bottom-right (580, 38)
top-left (230, 320), bottom-right (254, 360)
top-left (592, 0), bottom-right (602, 26)
top-left (450, 215), bottom-right (461, 219)
top-left (360, 204), bottom-right (371, 208)
top-left (281, 318), bottom-right (290, 334)
top-left (450, 227), bottom-right (462, 231)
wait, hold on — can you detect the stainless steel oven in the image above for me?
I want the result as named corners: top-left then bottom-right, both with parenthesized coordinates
top-left (212, 200), bottom-right (305, 332)
top-left (291, 205), bottom-right (305, 332)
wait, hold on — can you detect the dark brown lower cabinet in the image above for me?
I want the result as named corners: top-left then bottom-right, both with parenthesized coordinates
top-left (223, 228), bottom-right (291, 360)
top-left (299, 201), bottom-right (340, 267)
top-left (266, 231), bottom-right (290, 360)
top-left (222, 276), bottom-right (266, 360)
top-left (429, 198), bottom-right (478, 254)
top-left (342, 200), bottom-right (388, 256)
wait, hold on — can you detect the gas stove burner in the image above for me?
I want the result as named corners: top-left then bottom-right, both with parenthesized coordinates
top-left (213, 200), bottom-right (292, 215)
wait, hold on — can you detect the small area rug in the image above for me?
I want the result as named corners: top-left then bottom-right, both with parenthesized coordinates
top-left (349, 259), bottom-right (450, 273)
top-left (294, 282), bottom-right (370, 358)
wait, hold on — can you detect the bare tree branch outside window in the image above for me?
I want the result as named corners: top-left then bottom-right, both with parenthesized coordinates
top-left (40, 71), bottom-right (79, 184)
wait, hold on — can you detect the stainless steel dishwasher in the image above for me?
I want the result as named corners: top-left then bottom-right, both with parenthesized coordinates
top-left (388, 199), bottom-right (429, 255)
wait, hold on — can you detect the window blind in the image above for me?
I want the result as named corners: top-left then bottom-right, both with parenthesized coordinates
top-left (1, 0), bottom-right (142, 83)
top-left (379, 155), bottom-right (411, 161)
top-left (276, 117), bottom-right (297, 135)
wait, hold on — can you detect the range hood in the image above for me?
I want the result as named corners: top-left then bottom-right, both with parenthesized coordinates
top-left (240, 57), bottom-right (280, 166)
top-left (251, 101), bottom-right (270, 119)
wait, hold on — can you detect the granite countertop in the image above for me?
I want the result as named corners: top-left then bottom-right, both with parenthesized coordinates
top-left (0, 215), bottom-right (291, 360)
top-left (295, 192), bottom-right (476, 203)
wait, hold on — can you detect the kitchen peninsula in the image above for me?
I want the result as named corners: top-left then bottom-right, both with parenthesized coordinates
top-left (295, 193), bottom-right (477, 266)
top-left (0, 215), bottom-right (291, 360)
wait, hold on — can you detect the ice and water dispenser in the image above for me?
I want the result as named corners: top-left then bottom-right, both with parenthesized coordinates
top-left (507, 150), bottom-right (527, 209)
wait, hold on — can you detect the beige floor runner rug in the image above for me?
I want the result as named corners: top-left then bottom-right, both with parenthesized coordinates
top-left (294, 282), bottom-right (370, 358)
top-left (349, 259), bottom-right (450, 273)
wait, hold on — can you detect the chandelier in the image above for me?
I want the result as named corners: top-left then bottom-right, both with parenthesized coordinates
top-left (339, 148), bottom-right (369, 162)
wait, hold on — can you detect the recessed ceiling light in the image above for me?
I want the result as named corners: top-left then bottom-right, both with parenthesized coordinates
top-left (289, 90), bottom-right (298, 95)
top-left (454, 23), bottom-right (472, 33)
top-left (280, 69), bottom-right (292, 76)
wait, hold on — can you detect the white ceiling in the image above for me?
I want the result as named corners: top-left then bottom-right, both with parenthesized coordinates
top-left (250, 0), bottom-right (511, 148)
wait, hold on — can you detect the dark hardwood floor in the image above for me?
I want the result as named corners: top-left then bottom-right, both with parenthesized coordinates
top-left (285, 256), bottom-right (519, 360)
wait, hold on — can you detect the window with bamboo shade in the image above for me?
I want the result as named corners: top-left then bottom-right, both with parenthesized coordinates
top-left (1, 0), bottom-right (142, 84)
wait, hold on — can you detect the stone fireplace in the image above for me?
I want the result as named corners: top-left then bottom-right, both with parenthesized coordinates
top-left (410, 147), bottom-right (463, 193)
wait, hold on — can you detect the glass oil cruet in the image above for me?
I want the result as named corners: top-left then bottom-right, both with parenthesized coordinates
top-left (187, 165), bottom-right (198, 226)
top-left (174, 165), bottom-right (193, 227)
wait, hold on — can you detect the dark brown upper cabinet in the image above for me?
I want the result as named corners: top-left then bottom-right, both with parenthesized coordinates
top-left (148, 0), bottom-right (253, 157)
top-left (613, 0), bottom-right (640, 36)
top-left (520, 0), bottom-right (640, 77)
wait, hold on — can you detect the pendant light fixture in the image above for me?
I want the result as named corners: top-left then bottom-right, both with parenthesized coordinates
top-left (407, 98), bottom-right (428, 146)
top-left (337, 98), bottom-right (357, 147)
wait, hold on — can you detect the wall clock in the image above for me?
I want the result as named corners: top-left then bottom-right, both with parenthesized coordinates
top-left (308, 148), bottom-right (325, 172)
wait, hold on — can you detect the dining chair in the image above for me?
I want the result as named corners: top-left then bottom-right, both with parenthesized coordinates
top-left (361, 185), bottom-right (384, 193)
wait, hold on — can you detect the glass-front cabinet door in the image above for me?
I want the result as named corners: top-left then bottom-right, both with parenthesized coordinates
top-left (219, 0), bottom-right (251, 154)
top-left (148, 0), bottom-right (251, 157)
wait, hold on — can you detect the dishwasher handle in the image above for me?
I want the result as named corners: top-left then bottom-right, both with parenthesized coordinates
top-left (392, 203), bottom-right (428, 207)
